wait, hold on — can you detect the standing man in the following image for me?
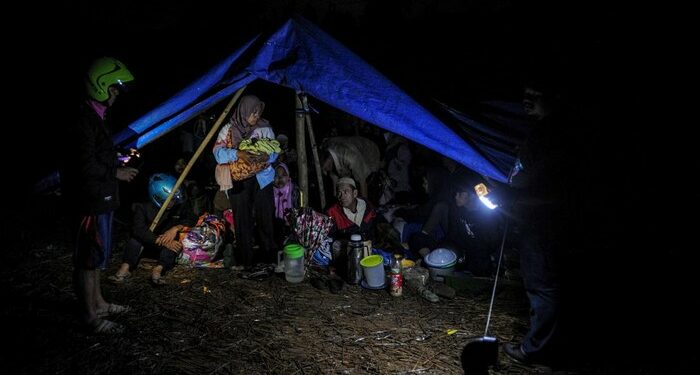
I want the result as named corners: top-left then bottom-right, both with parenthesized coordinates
top-left (62, 57), bottom-right (138, 334)
top-left (503, 74), bottom-right (582, 366)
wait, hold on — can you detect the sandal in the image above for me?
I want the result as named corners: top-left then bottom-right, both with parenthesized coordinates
top-left (108, 271), bottom-right (131, 284)
top-left (96, 303), bottom-right (131, 318)
top-left (90, 319), bottom-right (124, 335)
top-left (242, 268), bottom-right (273, 280)
top-left (150, 275), bottom-right (167, 286)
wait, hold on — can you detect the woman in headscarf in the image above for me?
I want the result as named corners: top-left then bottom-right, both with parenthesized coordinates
top-left (272, 163), bottom-right (301, 248)
top-left (213, 95), bottom-right (278, 270)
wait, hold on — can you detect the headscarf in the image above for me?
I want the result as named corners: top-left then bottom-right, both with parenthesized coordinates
top-left (273, 163), bottom-right (293, 220)
top-left (229, 95), bottom-right (266, 147)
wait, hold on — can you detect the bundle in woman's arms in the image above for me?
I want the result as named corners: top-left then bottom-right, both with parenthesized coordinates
top-left (228, 138), bottom-right (282, 181)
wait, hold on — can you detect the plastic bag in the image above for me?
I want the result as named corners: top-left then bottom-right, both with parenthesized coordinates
top-left (178, 213), bottom-right (225, 267)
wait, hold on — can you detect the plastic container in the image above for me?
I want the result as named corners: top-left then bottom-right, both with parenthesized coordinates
top-left (424, 248), bottom-right (457, 268)
top-left (372, 248), bottom-right (393, 266)
top-left (311, 249), bottom-right (331, 266)
top-left (283, 244), bottom-right (305, 283)
top-left (360, 255), bottom-right (385, 288)
top-left (428, 264), bottom-right (455, 282)
top-left (401, 259), bottom-right (415, 269)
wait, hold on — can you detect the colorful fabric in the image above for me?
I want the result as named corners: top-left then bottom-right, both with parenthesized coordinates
top-left (178, 213), bottom-right (226, 267)
top-left (287, 207), bottom-right (334, 252)
top-left (273, 163), bottom-right (293, 220)
top-left (213, 95), bottom-right (276, 188)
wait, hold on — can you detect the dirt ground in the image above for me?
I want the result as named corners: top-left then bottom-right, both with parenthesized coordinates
top-left (0, 197), bottom-right (691, 375)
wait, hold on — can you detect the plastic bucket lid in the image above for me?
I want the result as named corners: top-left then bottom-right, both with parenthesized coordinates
top-left (284, 244), bottom-right (305, 259)
top-left (424, 248), bottom-right (457, 267)
top-left (360, 255), bottom-right (385, 287)
top-left (360, 255), bottom-right (383, 268)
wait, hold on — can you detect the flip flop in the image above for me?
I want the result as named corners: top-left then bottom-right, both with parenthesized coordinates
top-left (241, 265), bottom-right (274, 280)
top-left (96, 303), bottom-right (131, 318)
top-left (150, 276), bottom-right (167, 286)
top-left (90, 319), bottom-right (124, 335)
top-left (108, 271), bottom-right (131, 284)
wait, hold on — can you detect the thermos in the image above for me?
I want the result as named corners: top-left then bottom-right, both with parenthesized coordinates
top-left (347, 234), bottom-right (363, 284)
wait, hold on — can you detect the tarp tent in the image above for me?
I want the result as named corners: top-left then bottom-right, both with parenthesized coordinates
top-left (433, 100), bottom-right (533, 178)
top-left (113, 16), bottom-right (508, 183)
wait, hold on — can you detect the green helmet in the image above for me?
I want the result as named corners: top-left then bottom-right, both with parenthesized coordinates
top-left (84, 57), bottom-right (134, 102)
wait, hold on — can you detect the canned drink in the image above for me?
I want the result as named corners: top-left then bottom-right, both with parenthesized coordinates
top-left (390, 273), bottom-right (403, 297)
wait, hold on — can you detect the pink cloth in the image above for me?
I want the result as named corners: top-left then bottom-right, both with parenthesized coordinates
top-left (87, 99), bottom-right (107, 120)
top-left (273, 163), bottom-right (293, 220)
top-left (215, 164), bottom-right (233, 191)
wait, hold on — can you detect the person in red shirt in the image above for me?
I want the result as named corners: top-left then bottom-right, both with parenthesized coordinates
top-left (325, 177), bottom-right (381, 241)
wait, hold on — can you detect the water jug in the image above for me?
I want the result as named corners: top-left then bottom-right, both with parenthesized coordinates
top-left (282, 244), bottom-right (305, 283)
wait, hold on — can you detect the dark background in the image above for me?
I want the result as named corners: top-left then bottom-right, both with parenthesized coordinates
top-left (15, 0), bottom-right (628, 195)
top-left (8, 0), bottom-right (695, 371)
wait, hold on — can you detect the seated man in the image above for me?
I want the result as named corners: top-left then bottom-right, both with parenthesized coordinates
top-left (110, 173), bottom-right (198, 285)
top-left (325, 177), bottom-right (382, 241)
top-left (408, 177), bottom-right (502, 276)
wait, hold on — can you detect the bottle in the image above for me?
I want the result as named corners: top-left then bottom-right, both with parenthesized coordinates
top-left (389, 254), bottom-right (403, 297)
top-left (347, 234), bottom-right (363, 285)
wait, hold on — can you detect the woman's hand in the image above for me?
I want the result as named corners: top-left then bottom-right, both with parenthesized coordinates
top-left (238, 150), bottom-right (268, 164)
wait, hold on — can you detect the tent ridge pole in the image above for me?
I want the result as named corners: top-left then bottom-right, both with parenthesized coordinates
top-left (149, 86), bottom-right (247, 231)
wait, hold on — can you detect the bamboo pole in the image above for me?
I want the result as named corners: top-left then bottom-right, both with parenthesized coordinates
top-left (295, 94), bottom-right (308, 207)
top-left (301, 94), bottom-right (325, 209)
top-left (150, 86), bottom-right (247, 231)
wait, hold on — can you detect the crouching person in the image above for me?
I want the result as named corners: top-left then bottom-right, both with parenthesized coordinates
top-left (110, 173), bottom-right (197, 285)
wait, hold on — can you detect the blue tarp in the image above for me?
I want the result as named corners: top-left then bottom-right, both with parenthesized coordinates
top-left (435, 100), bottom-right (533, 177)
top-left (114, 17), bottom-right (508, 183)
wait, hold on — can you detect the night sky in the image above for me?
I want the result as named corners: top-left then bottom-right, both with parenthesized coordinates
top-left (16, 0), bottom-right (619, 187)
top-left (11, 1), bottom-right (663, 238)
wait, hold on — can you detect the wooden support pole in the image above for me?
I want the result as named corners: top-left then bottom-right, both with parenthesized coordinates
top-left (301, 94), bottom-right (325, 209)
top-left (295, 94), bottom-right (308, 206)
top-left (150, 86), bottom-right (247, 231)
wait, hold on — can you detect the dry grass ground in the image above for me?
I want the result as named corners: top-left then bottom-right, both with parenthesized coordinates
top-left (1, 198), bottom-right (690, 374)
